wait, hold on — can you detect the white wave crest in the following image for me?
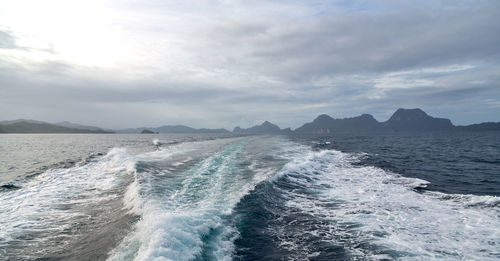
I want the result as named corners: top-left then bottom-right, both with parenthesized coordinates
top-left (109, 137), bottom-right (300, 261)
top-left (0, 147), bottom-right (137, 254)
top-left (272, 149), bottom-right (500, 260)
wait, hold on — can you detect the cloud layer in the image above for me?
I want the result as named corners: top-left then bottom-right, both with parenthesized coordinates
top-left (1, 0), bottom-right (499, 129)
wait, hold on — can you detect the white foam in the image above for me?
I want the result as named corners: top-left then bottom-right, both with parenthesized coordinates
top-left (123, 178), bottom-right (144, 215)
top-left (110, 143), bottom-right (245, 260)
top-left (109, 137), bottom-right (299, 261)
top-left (272, 149), bottom-right (500, 259)
top-left (0, 147), bottom-right (136, 252)
top-left (0, 137), bottom-right (246, 258)
top-left (119, 138), bottom-right (243, 216)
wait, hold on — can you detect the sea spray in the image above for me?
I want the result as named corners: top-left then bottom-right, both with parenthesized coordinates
top-left (0, 147), bottom-right (136, 258)
top-left (109, 137), bottom-right (301, 261)
top-left (264, 149), bottom-right (500, 259)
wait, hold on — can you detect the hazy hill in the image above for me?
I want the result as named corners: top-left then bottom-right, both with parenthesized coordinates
top-left (295, 108), bottom-right (457, 134)
top-left (0, 119), bottom-right (48, 125)
top-left (233, 121), bottom-right (291, 134)
top-left (295, 114), bottom-right (383, 133)
top-left (2, 108), bottom-right (498, 134)
top-left (116, 125), bottom-right (230, 134)
top-left (455, 122), bottom-right (500, 131)
top-left (141, 129), bottom-right (156, 134)
top-left (0, 121), bottom-right (113, 133)
top-left (55, 121), bottom-right (113, 132)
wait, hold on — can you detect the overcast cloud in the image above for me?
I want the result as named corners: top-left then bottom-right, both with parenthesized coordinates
top-left (1, 0), bottom-right (499, 129)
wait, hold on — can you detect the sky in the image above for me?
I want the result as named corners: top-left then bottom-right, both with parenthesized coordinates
top-left (1, 0), bottom-right (499, 129)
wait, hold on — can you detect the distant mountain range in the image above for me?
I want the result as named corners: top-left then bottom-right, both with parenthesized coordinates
top-left (455, 122), bottom-right (500, 131)
top-left (295, 108), bottom-right (456, 134)
top-left (0, 120), bottom-right (113, 133)
top-left (233, 121), bottom-right (292, 135)
top-left (116, 125), bottom-right (230, 134)
top-left (55, 121), bottom-right (114, 132)
top-left (1, 108), bottom-right (499, 134)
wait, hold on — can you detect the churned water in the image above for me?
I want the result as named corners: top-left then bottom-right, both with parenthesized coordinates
top-left (0, 132), bottom-right (498, 260)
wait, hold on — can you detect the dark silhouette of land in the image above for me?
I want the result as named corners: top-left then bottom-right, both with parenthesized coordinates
top-left (140, 129), bottom-right (156, 134)
top-left (295, 108), bottom-right (455, 134)
top-left (117, 125), bottom-right (230, 134)
top-left (455, 122), bottom-right (500, 131)
top-left (1, 108), bottom-right (499, 134)
top-left (55, 121), bottom-right (114, 132)
top-left (233, 121), bottom-right (292, 134)
top-left (0, 120), bottom-right (113, 133)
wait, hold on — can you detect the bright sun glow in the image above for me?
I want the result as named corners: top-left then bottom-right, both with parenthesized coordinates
top-left (1, 0), bottom-right (126, 67)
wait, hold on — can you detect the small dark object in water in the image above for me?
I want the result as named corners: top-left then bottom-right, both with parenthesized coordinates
top-left (0, 184), bottom-right (21, 191)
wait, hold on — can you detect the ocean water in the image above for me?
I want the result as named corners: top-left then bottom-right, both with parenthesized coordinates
top-left (0, 133), bottom-right (498, 260)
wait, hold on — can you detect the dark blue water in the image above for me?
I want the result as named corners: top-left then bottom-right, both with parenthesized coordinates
top-left (233, 132), bottom-right (500, 260)
top-left (1, 133), bottom-right (499, 260)
top-left (295, 132), bottom-right (500, 196)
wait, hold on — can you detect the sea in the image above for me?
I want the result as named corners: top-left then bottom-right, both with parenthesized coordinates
top-left (0, 132), bottom-right (498, 260)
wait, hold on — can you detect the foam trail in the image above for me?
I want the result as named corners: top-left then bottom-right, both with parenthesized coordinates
top-left (0, 135), bottom-right (245, 259)
top-left (271, 149), bottom-right (500, 260)
top-left (0, 148), bottom-right (137, 257)
top-left (110, 140), bottom-right (247, 260)
top-left (109, 137), bottom-right (298, 261)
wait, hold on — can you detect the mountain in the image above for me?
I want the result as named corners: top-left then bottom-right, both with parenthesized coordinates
top-left (456, 122), bottom-right (500, 131)
top-left (233, 121), bottom-right (291, 134)
top-left (295, 114), bottom-right (382, 133)
top-left (55, 121), bottom-right (113, 132)
top-left (0, 119), bottom-right (47, 125)
top-left (2, 108), bottom-right (497, 135)
top-left (295, 108), bottom-right (457, 134)
top-left (0, 120), bottom-right (113, 133)
top-left (383, 108), bottom-right (453, 131)
top-left (116, 125), bottom-right (230, 134)
top-left (197, 128), bottom-right (232, 134)
top-left (294, 114), bottom-right (334, 134)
